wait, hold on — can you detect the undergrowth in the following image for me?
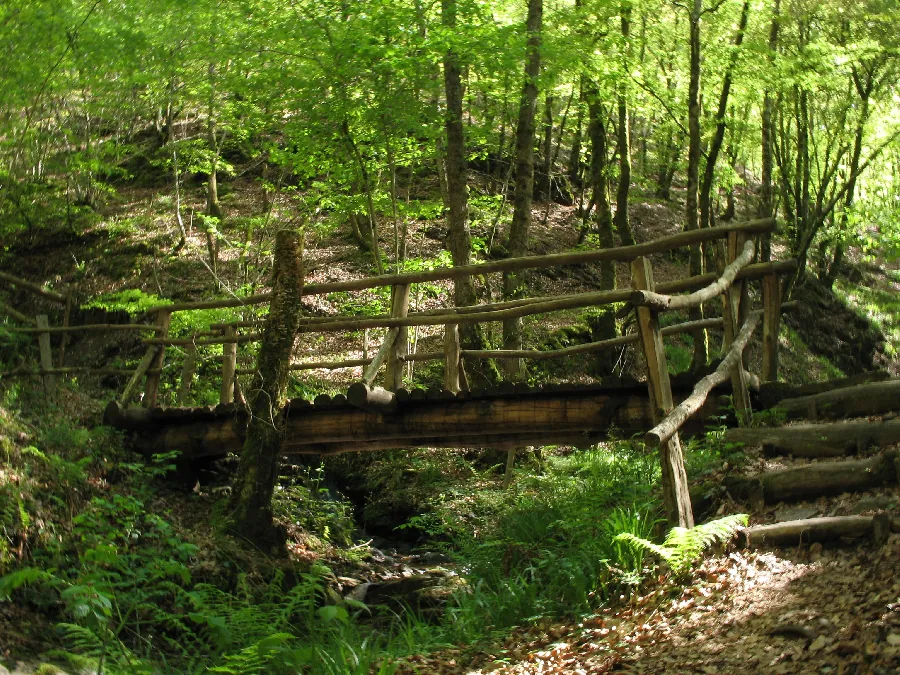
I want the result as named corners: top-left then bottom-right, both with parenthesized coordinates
top-left (0, 380), bottom-right (747, 674)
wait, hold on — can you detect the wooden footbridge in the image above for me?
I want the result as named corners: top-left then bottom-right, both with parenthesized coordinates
top-left (3, 218), bottom-right (804, 525)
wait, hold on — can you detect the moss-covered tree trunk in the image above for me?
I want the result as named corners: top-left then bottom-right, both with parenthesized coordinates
top-left (228, 229), bottom-right (304, 548)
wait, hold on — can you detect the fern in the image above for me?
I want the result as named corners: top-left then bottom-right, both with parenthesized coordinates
top-left (615, 514), bottom-right (748, 574)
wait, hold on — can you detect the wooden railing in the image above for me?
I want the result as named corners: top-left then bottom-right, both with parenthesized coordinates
top-left (117, 219), bottom-right (786, 411)
top-left (1, 218), bottom-right (791, 527)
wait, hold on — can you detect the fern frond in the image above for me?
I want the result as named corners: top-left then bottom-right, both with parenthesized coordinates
top-left (615, 514), bottom-right (748, 574)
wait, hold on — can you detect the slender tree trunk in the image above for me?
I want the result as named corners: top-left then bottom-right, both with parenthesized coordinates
top-left (699, 0), bottom-right (750, 232)
top-left (825, 70), bottom-right (871, 288)
top-left (540, 94), bottom-right (554, 201)
top-left (568, 79), bottom-right (584, 184)
top-left (757, 0), bottom-right (781, 261)
top-left (615, 2), bottom-right (636, 246)
top-left (587, 89), bottom-right (617, 373)
top-left (229, 229), bottom-right (304, 549)
top-left (205, 61), bottom-right (223, 278)
top-left (343, 121), bottom-right (384, 274)
top-left (442, 0), bottom-right (484, 350)
top-left (502, 0), bottom-right (542, 381)
top-left (686, 0), bottom-right (706, 370)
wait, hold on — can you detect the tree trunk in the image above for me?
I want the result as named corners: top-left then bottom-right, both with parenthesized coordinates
top-left (587, 90), bottom-right (617, 373)
top-left (740, 514), bottom-right (892, 549)
top-left (442, 0), bottom-right (490, 369)
top-left (699, 0), bottom-right (750, 231)
top-left (502, 0), bottom-right (542, 381)
top-left (615, 3), bottom-right (636, 246)
top-left (540, 94), bottom-right (554, 201)
top-left (568, 79), bottom-right (584, 184)
top-left (228, 229), bottom-right (304, 549)
top-left (777, 379), bottom-right (900, 420)
top-left (685, 0), bottom-right (706, 370)
top-left (757, 0), bottom-right (780, 262)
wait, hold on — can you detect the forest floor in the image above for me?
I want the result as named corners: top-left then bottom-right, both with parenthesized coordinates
top-left (396, 540), bottom-right (900, 675)
top-left (390, 429), bottom-right (900, 674)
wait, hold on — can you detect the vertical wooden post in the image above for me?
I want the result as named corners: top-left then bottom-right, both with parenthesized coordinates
top-left (762, 273), bottom-right (781, 382)
top-left (58, 290), bottom-right (73, 367)
top-left (220, 326), bottom-right (237, 404)
top-left (144, 310), bottom-right (171, 408)
top-left (631, 257), bottom-right (693, 528)
top-left (443, 323), bottom-right (461, 393)
top-left (722, 234), bottom-right (751, 425)
top-left (383, 284), bottom-right (410, 392)
top-left (177, 344), bottom-right (197, 406)
top-left (36, 315), bottom-right (56, 398)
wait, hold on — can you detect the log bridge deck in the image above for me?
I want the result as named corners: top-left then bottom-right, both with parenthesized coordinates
top-left (104, 377), bottom-right (740, 459)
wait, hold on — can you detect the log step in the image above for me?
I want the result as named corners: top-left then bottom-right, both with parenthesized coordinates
top-left (725, 418), bottom-right (900, 459)
top-left (739, 513), bottom-right (894, 549)
top-left (725, 450), bottom-right (899, 506)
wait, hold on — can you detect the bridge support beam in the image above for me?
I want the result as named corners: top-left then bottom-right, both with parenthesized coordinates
top-left (631, 256), bottom-right (694, 528)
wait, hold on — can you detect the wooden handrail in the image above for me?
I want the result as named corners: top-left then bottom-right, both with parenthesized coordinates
top-left (147, 219), bottom-right (776, 313)
top-left (0, 299), bottom-right (36, 325)
top-left (645, 310), bottom-right (762, 447)
top-left (203, 258), bottom-right (796, 335)
top-left (630, 239), bottom-right (755, 311)
top-left (6, 323), bottom-right (160, 334)
top-left (0, 271), bottom-right (67, 303)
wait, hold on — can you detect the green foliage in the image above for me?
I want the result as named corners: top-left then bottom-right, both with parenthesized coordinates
top-left (272, 465), bottom-right (356, 546)
top-left (412, 442), bottom-right (664, 636)
top-left (615, 514), bottom-right (749, 576)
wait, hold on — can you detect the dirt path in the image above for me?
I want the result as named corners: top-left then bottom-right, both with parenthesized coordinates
top-left (395, 536), bottom-right (899, 674)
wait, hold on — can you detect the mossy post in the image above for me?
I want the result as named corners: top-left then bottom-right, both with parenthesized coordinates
top-left (229, 229), bottom-right (304, 548)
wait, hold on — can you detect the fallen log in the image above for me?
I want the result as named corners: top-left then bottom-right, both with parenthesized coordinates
top-left (739, 513), bottom-right (892, 549)
top-left (725, 450), bottom-right (898, 505)
top-left (776, 379), bottom-right (900, 420)
top-left (725, 418), bottom-right (900, 458)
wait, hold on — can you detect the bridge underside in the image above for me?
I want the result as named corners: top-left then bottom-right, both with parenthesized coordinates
top-left (104, 379), bottom-right (740, 459)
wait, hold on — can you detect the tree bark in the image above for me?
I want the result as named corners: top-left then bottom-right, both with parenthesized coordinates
top-left (615, 2), bottom-right (635, 246)
top-left (442, 0), bottom-right (485, 355)
top-left (685, 0), bottom-right (706, 370)
top-left (757, 0), bottom-right (780, 262)
top-left (740, 514), bottom-right (891, 549)
top-left (228, 229), bottom-right (304, 549)
top-left (777, 379), bottom-right (900, 420)
top-left (699, 0), bottom-right (750, 233)
top-left (587, 91), bottom-right (616, 293)
top-left (502, 0), bottom-right (543, 380)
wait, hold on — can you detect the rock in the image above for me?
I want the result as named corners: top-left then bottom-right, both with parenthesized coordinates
top-left (346, 582), bottom-right (371, 603)
top-left (361, 573), bottom-right (463, 618)
top-left (775, 506), bottom-right (819, 523)
top-left (851, 496), bottom-right (896, 515)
